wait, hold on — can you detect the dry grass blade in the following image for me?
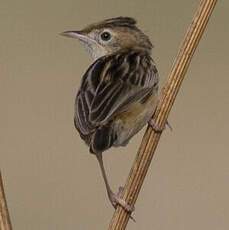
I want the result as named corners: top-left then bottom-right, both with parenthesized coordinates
top-left (108, 0), bottom-right (218, 229)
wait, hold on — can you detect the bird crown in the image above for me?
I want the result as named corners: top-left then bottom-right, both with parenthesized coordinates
top-left (83, 17), bottom-right (138, 32)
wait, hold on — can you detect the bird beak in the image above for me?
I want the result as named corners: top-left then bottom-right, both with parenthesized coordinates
top-left (60, 30), bottom-right (87, 41)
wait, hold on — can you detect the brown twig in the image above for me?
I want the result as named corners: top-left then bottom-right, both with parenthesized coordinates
top-left (108, 0), bottom-right (218, 229)
top-left (0, 172), bottom-right (12, 230)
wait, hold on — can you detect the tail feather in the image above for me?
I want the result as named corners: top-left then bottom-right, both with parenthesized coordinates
top-left (90, 124), bottom-right (117, 154)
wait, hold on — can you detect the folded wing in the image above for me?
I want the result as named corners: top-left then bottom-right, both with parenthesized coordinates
top-left (74, 50), bottom-right (159, 141)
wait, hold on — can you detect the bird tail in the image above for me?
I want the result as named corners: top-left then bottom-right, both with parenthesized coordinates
top-left (90, 124), bottom-right (117, 154)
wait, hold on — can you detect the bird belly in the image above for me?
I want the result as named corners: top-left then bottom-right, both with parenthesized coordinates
top-left (113, 94), bottom-right (157, 147)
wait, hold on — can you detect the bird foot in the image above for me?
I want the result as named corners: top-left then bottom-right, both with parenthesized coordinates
top-left (108, 187), bottom-right (135, 213)
top-left (166, 121), bottom-right (173, 131)
top-left (148, 119), bottom-right (172, 133)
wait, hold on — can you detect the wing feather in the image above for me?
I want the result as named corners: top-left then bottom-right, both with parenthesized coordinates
top-left (74, 50), bottom-right (158, 139)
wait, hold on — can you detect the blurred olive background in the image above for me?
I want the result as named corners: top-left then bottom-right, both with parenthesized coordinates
top-left (0, 0), bottom-right (228, 229)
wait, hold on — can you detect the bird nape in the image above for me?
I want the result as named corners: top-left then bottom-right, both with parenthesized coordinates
top-left (61, 16), bottom-right (159, 213)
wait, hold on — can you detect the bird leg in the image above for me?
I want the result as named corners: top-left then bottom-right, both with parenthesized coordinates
top-left (148, 119), bottom-right (172, 133)
top-left (95, 153), bottom-right (134, 213)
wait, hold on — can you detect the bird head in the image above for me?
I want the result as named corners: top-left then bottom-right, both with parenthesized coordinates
top-left (61, 17), bottom-right (153, 60)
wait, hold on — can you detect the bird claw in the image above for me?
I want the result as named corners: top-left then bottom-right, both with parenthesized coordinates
top-left (109, 187), bottom-right (134, 211)
top-left (117, 186), bottom-right (124, 197)
top-left (148, 119), bottom-right (172, 133)
top-left (108, 187), bottom-right (136, 222)
top-left (109, 188), bottom-right (135, 213)
top-left (148, 119), bottom-right (164, 132)
top-left (166, 120), bottom-right (173, 131)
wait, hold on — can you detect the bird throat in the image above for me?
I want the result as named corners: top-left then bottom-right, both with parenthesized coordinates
top-left (80, 40), bottom-right (108, 61)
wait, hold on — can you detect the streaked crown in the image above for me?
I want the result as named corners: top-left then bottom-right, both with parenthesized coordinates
top-left (61, 17), bottom-right (153, 60)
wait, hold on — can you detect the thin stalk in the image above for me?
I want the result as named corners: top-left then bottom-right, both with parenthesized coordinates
top-left (0, 172), bottom-right (12, 230)
top-left (108, 0), bottom-right (218, 229)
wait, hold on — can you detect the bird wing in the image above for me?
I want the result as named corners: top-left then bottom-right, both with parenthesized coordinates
top-left (74, 51), bottom-right (159, 136)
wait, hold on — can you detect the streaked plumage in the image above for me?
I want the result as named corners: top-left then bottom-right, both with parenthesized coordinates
top-left (74, 49), bottom-right (158, 153)
top-left (61, 17), bottom-right (159, 212)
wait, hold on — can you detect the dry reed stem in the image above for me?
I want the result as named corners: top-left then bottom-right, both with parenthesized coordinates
top-left (0, 172), bottom-right (12, 230)
top-left (108, 0), bottom-right (218, 229)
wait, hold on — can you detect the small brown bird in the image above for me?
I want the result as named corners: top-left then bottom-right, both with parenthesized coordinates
top-left (61, 17), bottom-right (159, 212)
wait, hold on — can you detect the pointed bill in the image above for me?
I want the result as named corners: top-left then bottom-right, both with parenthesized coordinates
top-left (60, 31), bottom-right (87, 41)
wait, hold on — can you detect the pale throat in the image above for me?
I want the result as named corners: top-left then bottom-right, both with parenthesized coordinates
top-left (80, 40), bottom-right (109, 61)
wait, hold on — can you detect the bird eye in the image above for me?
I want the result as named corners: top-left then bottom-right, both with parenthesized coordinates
top-left (100, 31), bottom-right (111, 41)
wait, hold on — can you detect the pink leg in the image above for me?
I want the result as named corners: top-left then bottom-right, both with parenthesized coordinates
top-left (96, 153), bottom-right (135, 213)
